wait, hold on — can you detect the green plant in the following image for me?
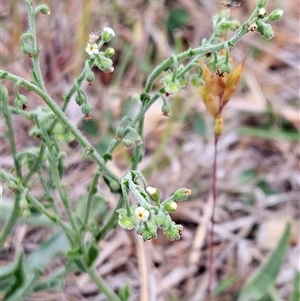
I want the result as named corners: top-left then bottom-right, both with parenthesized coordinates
top-left (0, 0), bottom-right (286, 300)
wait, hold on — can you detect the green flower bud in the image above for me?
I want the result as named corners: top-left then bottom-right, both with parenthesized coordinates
top-left (146, 186), bottom-right (161, 203)
top-left (229, 20), bottom-right (240, 31)
top-left (140, 93), bottom-right (150, 104)
top-left (163, 222), bottom-right (183, 241)
top-left (161, 75), bottom-right (181, 95)
top-left (257, 0), bottom-right (268, 8)
top-left (22, 208), bottom-right (31, 219)
top-left (35, 5), bottom-right (51, 15)
top-left (163, 200), bottom-right (178, 212)
top-left (104, 47), bottom-right (115, 58)
top-left (81, 102), bottom-right (93, 115)
top-left (15, 94), bottom-right (29, 111)
top-left (20, 197), bottom-right (28, 210)
top-left (267, 9), bottom-right (283, 22)
top-left (101, 27), bottom-right (115, 43)
top-left (20, 32), bottom-right (35, 57)
top-left (173, 188), bottom-right (192, 201)
top-left (116, 125), bottom-right (125, 139)
top-left (8, 180), bottom-right (18, 192)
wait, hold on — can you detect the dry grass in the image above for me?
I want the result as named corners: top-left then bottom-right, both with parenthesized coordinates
top-left (1, 0), bottom-right (299, 300)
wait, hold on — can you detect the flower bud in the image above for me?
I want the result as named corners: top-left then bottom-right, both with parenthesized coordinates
top-left (163, 200), bottom-right (178, 212)
top-left (146, 186), bottom-right (161, 203)
top-left (104, 47), bottom-right (115, 58)
top-left (267, 9), bottom-right (283, 22)
top-left (35, 5), bottom-right (51, 15)
top-left (173, 188), bottom-right (192, 201)
top-left (101, 27), bottom-right (115, 43)
top-left (140, 93), bottom-right (150, 104)
top-left (22, 208), bottom-right (31, 219)
top-left (20, 197), bottom-right (28, 210)
top-left (257, 0), bottom-right (268, 8)
top-left (20, 32), bottom-right (35, 57)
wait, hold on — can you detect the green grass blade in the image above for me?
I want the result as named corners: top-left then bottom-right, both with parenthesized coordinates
top-left (289, 270), bottom-right (300, 301)
top-left (237, 222), bottom-right (291, 301)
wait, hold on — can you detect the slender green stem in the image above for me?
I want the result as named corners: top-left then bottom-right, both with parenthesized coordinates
top-left (87, 266), bottom-right (121, 301)
top-left (1, 91), bottom-right (22, 179)
top-left (0, 192), bottom-right (21, 250)
top-left (83, 168), bottom-right (102, 229)
top-left (95, 196), bottom-right (123, 241)
top-left (0, 71), bottom-right (119, 184)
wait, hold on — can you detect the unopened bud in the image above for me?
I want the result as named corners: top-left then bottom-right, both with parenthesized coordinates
top-left (267, 9), bottom-right (283, 22)
top-left (146, 186), bottom-right (160, 203)
top-left (104, 47), bottom-right (115, 58)
top-left (101, 27), bottom-right (115, 43)
top-left (257, 0), bottom-right (268, 8)
top-left (173, 188), bottom-right (192, 201)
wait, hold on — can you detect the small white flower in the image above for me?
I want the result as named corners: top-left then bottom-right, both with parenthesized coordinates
top-left (85, 42), bottom-right (99, 56)
top-left (135, 206), bottom-right (150, 222)
top-left (102, 27), bottom-right (115, 37)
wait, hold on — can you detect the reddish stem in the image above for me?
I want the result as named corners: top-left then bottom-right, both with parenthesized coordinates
top-left (207, 134), bottom-right (219, 301)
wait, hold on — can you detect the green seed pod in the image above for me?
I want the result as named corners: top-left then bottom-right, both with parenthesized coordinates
top-left (81, 102), bottom-right (93, 115)
top-left (85, 69), bottom-right (95, 85)
top-left (163, 222), bottom-right (183, 241)
top-left (267, 9), bottom-right (284, 21)
top-left (75, 90), bottom-right (86, 106)
top-left (15, 94), bottom-right (29, 111)
top-left (161, 103), bottom-right (170, 116)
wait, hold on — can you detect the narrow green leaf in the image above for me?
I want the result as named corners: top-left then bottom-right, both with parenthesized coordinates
top-left (289, 270), bottom-right (300, 301)
top-left (118, 281), bottom-right (131, 301)
top-left (86, 241), bottom-right (99, 268)
top-left (3, 251), bottom-right (25, 299)
top-left (238, 222), bottom-right (291, 301)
